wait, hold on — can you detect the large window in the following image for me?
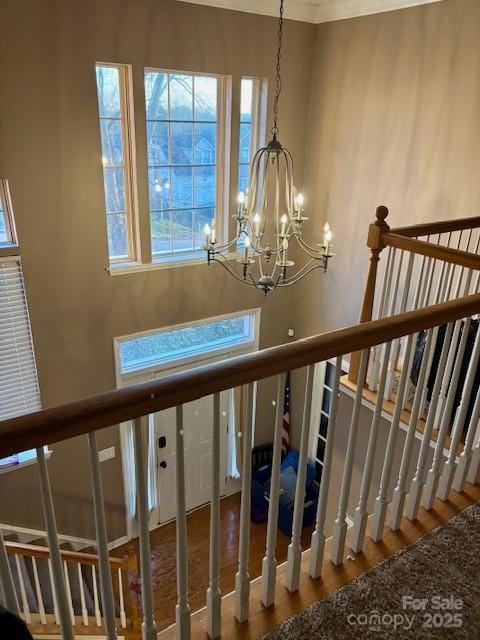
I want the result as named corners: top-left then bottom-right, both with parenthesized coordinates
top-left (117, 310), bottom-right (258, 375)
top-left (144, 70), bottom-right (220, 259)
top-left (95, 64), bottom-right (137, 262)
top-left (0, 182), bottom-right (43, 471)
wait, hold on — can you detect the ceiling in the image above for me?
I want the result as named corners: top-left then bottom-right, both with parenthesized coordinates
top-left (176, 0), bottom-right (443, 23)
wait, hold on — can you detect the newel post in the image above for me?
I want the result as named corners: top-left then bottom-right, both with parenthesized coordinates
top-left (348, 206), bottom-right (389, 383)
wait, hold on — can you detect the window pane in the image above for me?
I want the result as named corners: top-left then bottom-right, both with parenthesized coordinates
top-left (96, 66), bottom-right (121, 117)
top-left (148, 167), bottom-right (170, 210)
top-left (171, 167), bottom-right (193, 208)
top-left (147, 121), bottom-right (169, 165)
top-left (194, 207), bottom-right (214, 250)
top-left (100, 119), bottom-right (124, 166)
top-left (119, 312), bottom-right (255, 373)
top-left (170, 74), bottom-right (193, 120)
top-left (107, 212), bottom-right (128, 258)
top-left (194, 76), bottom-right (217, 121)
top-left (171, 122), bottom-right (193, 165)
top-left (145, 71), bottom-right (168, 119)
top-left (0, 200), bottom-right (7, 245)
top-left (173, 209), bottom-right (194, 253)
top-left (240, 78), bottom-right (253, 123)
top-left (103, 167), bottom-right (125, 213)
top-left (238, 164), bottom-right (249, 194)
top-left (194, 166), bottom-right (215, 207)
top-left (239, 122), bottom-right (251, 164)
top-left (151, 210), bottom-right (172, 254)
top-left (194, 123), bottom-right (216, 164)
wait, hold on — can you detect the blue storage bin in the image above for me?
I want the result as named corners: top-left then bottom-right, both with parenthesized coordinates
top-left (251, 449), bottom-right (319, 536)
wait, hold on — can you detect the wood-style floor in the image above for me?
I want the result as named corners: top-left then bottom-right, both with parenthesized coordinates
top-left (113, 493), bottom-right (315, 633)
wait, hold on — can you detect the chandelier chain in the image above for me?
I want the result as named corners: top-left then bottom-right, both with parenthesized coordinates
top-left (271, 0), bottom-right (284, 139)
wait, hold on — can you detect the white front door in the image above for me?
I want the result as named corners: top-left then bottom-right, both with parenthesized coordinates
top-left (153, 357), bottom-right (229, 524)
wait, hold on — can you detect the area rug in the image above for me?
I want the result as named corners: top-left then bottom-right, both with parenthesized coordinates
top-left (263, 503), bottom-right (480, 639)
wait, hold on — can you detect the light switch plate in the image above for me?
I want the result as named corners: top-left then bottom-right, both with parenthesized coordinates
top-left (98, 446), bottom-right (115, 463)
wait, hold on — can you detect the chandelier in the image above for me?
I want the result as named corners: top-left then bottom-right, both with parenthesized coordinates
top-left (203, 0), bottom-right (334, 294)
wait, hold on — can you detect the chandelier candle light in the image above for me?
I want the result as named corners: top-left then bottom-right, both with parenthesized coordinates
top-left (204, 0), bottom-right (334, 294)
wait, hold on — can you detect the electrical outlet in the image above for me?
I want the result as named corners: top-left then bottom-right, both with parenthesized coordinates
top-left (98, 446), bottom-right (115, 463)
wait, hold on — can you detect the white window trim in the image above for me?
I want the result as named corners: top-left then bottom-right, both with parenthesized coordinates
top-left (143, 67), bottom-right (231, 265)
top-left (96, 62), bottom-right (140, 265)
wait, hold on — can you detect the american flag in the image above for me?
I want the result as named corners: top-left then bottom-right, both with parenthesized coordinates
top-left (282, 372), bottom-right (291, 454)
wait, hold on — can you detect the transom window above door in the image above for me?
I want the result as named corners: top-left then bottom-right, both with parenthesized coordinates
top-left (94, 64), bottom-right (267, 272)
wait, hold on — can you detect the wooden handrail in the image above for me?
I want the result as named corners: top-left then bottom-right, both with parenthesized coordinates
top-left (1, 293), bottom-right (480, 458)
top-left (391, 215), bottom-right (480, 238)
top-left (383, 232), bottom-right (480, 271)
top-left (4, 540), bottom-right (127, 569)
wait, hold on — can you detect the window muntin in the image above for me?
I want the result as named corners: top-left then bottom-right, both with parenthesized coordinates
top-left (95, 64), bottom-right (137, 262)
top-left (118, 311), bottom-right (257, 374)
top-left (145, 70), bottom-right (219, 258)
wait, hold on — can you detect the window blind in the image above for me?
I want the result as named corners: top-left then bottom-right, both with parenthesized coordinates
top-left (0, 258), bottom-right (41, 422)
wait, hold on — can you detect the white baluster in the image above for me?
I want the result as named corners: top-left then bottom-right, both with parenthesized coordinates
top-left (286, 365), bottom-right (315, 591)
top-left (235, 382), bottom-right (255, 623)
top-left (63, 561), bottom-right (75, 626)
top-left (132, 417), bottom-right (157, 640)
top-left (453, 386), bottom-right (480, 491)
top-left (389, 257), bottom-right (452, 530)
top-left (390, 325), bottom-right (440, 529)
top-left (175, 405), bottom-right (191, 639)
top-left (370, 332), bottom-right (416, 541)
top-left (261, 374), bottom-right (286, 606)
top-left (422, 315), bottom-right (474, 509)
top-left (437, 325), bottom-right (480, 500)
top-left (31, 556), bottom-right (47, 625)
top-left (91, 564), bottom-right (102, 627)
top-left (207, 393), bottom-right (222, 639)
top-left (15, 554), bottom-right (31, 624)
top-left (467, 423), bottom-right (480, 484)
top-left (87, 432), bottom-right (118, 639)
top-left (331, 350), bottom-right (369, 565)
top-left (0, 529), bottom-right (20, 615)
top-left (48, 558), bottom-right (60, 626)
top-left (385, 252), bottom-right (414, 400)
top-left (309, 358), bottom-right (342, 578)
top-left (351, 341), bottom-right (392, 552)
top-left (405, 321), bottom-right (455, 521)
top-left (77, 564), bottom-right (89, 626)
top-left (37, 447), bottom-right (74, 640)
top-left (369, 248), bottom-right (394, 391)
top-left (118, 568), bottom-right (127, 629)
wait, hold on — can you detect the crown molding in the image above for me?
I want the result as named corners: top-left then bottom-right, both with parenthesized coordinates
top-left (176, 0), bottom-right (443, 24)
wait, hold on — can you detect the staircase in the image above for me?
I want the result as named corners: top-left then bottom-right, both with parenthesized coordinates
top-left (1, 207), bottom-right (480, 639)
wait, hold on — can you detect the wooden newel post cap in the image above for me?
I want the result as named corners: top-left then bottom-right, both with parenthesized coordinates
top-left (375, 205), bottom-right (389, 226)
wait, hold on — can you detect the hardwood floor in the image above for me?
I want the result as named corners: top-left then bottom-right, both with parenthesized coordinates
top-left (113, 493), bottom-right (315, 633)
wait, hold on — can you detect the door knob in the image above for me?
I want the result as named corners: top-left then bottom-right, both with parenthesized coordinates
top-left (159, 460), bottom-right (167, 469)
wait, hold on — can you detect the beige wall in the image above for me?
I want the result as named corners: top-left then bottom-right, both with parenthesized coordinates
top-left (293, 0), bottom-right (480, 339)
top-left (0, 0), bottom-right (315, 540)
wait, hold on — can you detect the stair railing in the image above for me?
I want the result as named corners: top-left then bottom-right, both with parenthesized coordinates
top-left (0, 209), bottom-right (480, 639)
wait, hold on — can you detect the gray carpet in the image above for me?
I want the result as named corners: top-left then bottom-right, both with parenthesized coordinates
top-left (264, 503), bottom-right (480, 639)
